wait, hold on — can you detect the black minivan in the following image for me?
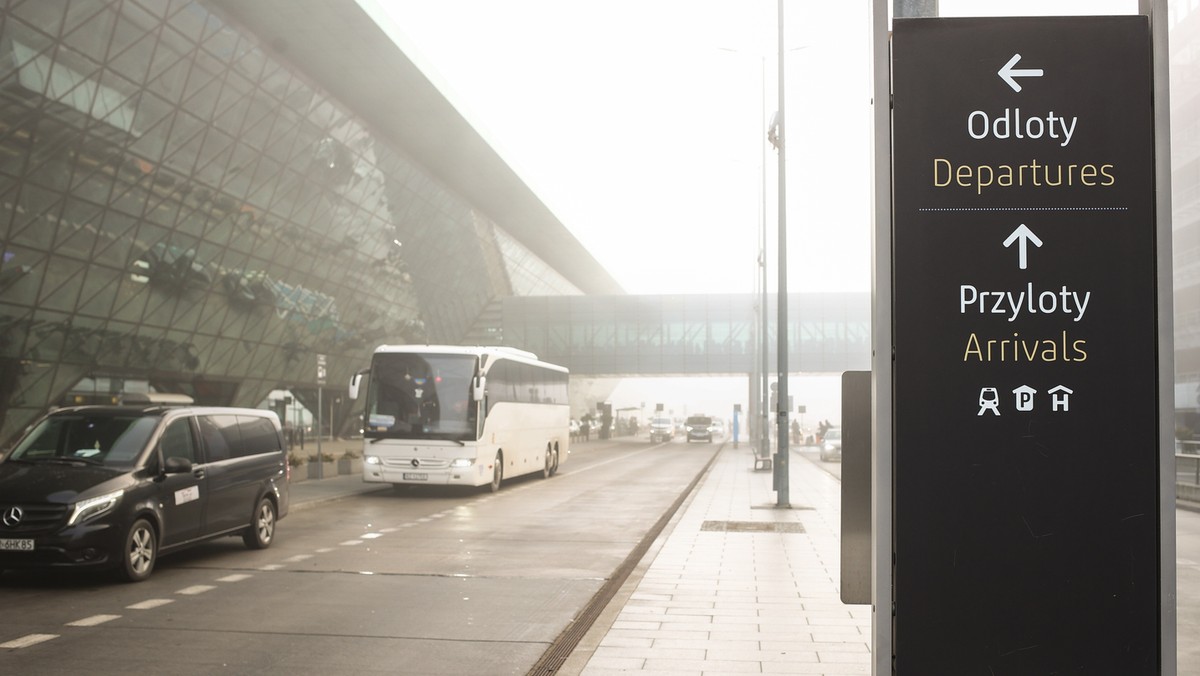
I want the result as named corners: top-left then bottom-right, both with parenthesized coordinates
top-left (0, 405), bottom-right (289, 581)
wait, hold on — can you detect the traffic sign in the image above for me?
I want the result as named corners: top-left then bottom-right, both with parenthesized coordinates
top-left (892, 16), bottom-right (1160, 673)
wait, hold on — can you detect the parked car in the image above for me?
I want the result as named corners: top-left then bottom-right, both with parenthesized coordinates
top-left (0, 405), bottom-right (289, 582)
top-left (648, 417), bottom-right (675, 443)
top-left (820, 427), bottom-right (843, 462)
top-left (685, 415), bottom-right (713, 443)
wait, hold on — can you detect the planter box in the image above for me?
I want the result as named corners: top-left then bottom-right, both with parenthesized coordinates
top-left (337, 458), bottom-right (362, 476)
top-left (289, 465), bottom-right (308, 482)
top-left (307, 460), bottom-right (338, 479)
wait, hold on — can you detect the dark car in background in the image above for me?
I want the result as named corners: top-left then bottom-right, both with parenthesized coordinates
top-left (0, 406), bottom-right (289, 582)
top-left (685, 415), bottom-right (713, 443)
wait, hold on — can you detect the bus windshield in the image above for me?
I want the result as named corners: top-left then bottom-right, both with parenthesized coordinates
top-left (363, 352), bottom-right (477, 441)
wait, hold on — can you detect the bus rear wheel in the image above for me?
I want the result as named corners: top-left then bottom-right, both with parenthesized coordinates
top-left (489, 453), bottom-right (503, 492)
top-left (542, 445), bottom-right (553, 479)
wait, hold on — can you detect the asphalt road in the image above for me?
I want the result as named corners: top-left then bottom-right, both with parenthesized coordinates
top-left (0, 439), bottom-right (719, 675)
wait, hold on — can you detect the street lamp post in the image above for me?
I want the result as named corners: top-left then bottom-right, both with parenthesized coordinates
top-left (773, 0), bottom-right (790, 507)
top-left (717, 46), bottom-right (771, 468)
top-left (758, 53), bottom-right (771, 482)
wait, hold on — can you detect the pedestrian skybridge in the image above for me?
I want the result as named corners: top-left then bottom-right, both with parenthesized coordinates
top-left (495, 293), bottom-right (871, 377)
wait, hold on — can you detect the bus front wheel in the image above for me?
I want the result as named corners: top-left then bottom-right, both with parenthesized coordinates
top-left (489, 453), bottom-right (503, 492)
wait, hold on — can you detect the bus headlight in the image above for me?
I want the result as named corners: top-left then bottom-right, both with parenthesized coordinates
top-left (67, 489), bottom-right (124, 526)
top-left (365, 455), bottom-right (381, 465)
top-left (450, 458), bottom-right (473, 469)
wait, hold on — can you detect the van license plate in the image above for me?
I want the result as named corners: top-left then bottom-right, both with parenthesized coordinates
top-left (0, 538), bottom-right (33, 551)
top-left (402, 473), bottom-right (428, 481)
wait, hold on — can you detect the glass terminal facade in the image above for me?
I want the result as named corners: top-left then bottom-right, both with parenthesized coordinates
top-left (0, 0), bottom-right (599, 445)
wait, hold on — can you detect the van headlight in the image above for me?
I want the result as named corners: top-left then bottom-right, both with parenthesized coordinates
top-left (450, 458), bottom-right (473, 469)
top-left (67, 489), bottom-right (124, 526)
top-left (365, 455), bottom-right (381, 465)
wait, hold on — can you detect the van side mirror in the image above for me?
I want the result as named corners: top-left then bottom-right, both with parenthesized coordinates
top-left (348, 369), bottom-right (369, 400)
top-left (472, 375), bottom-right (486, 401)
top-left (164, 456), bottom-right (192, 474)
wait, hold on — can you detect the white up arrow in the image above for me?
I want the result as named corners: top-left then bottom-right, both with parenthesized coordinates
top-left (998, 54), bottom-right (1044, 92)
top-left (1003, 224), bottom-right (1043, 270)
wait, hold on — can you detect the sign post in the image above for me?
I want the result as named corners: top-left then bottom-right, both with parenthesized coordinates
top-left (316, 354), bottom-right (326, 478)
top-left (888, 13), bottom-right (1170, 674)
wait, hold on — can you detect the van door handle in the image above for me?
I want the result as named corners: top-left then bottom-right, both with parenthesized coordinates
top-left (193, 469), bottom-right (206, 479)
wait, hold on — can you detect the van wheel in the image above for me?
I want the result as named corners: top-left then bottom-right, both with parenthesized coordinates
top-left (489, 453), bottom-right (503, 492)
top-left (120, 518), bottom-right (157, 582)
top-left (243, 497), bottom-right (277, 549)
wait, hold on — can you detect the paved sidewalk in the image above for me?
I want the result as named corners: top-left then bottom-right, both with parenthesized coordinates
top-left (561, 445), bottom-right (872, 675)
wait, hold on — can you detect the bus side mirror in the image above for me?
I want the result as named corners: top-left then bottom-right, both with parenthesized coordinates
top-left (472, 375), bottom-right (486, 401)
top-left (348, 369), bottom-right (368, 400)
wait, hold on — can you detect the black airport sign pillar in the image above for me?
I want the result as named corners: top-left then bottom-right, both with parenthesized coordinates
top-left (890, 15), bottom-right (1166, 674)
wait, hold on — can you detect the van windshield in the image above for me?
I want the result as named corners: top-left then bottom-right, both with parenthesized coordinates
top-left (8, 414), bottom-right (158, 467)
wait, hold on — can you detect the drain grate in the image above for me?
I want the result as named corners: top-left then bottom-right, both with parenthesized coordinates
top-left (701, 520), bottom-right (805, 533)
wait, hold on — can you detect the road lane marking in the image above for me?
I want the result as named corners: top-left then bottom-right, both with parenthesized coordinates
top-left (284, 554), bottom-right (313, 562)
top-left (361, 533), bottom-right (383, 539)
top-left (216, 574), bottom-right (252, 583)
top-left (175, 585), bottom-right (215, 595)
top-left (259, 564), bottom-right (283, 571)
top-left (127, 599), bottom-right (174, 610)
top-left (66, 614), bottom-right (120, 627)
top-left (1, 634), bottom-right (59, 649)
top-left (340, 540), bottom-right (363, 546)
top-left (315, 547), bottom-right (334, 553)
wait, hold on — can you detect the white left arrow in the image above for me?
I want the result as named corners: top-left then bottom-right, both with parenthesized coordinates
top-left (1003, 224), bottom-right (1043, 270)
top-left (998, 53), bottom-right (1044, 92)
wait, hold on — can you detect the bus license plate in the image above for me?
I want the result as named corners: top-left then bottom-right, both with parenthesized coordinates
top-left (0, 538), bottom-right (33, 552)
top-left (402, 472), bottom-right (428, 481)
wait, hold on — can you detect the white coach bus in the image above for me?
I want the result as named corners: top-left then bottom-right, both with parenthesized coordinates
top-left (348, 345), bottom-right (569, 491)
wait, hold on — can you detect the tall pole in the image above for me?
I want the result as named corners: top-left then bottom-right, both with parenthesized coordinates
top-left (760, 54), bottom-right (770, 471)
top-left (316, 386), bottom-right (323, 477)
top-left (773, 0), bottom-right (790, 507)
